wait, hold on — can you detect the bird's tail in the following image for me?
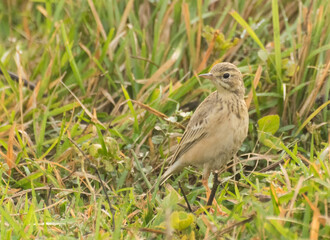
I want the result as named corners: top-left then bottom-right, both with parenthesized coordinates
top-left (148, 160), bottom-right (184, 194)
top-left (159, 167), bottom-right (174, 186)
top-left (159, 160), bottom-right (184, 185)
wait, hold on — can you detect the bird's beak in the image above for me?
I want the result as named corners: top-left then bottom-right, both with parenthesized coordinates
top-left (198, 73), bottom-right (214, 80)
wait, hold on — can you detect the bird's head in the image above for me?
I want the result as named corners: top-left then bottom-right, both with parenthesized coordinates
top-left (199, 62), bottom-right (245, 97)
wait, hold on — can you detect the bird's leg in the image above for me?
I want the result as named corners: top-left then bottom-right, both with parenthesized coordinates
top-left (178, 182), bottom-right (193, 212)
top-left (206, 171), bottom-right (219, 206)
top-left (202, 178), bottom-right (210, 194)
top-left (202, 168), bottom-right (211, 200)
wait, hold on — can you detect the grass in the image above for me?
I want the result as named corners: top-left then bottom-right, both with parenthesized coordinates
top-left (0, 0), bottom-right (329, 239)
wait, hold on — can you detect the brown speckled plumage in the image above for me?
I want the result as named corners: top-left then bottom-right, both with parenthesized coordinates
top-left (160, 62), bottom-right (249, 184)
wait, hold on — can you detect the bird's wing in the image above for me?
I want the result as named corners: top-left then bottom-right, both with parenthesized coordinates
top-left (169, 92), bottom-right (217, 165)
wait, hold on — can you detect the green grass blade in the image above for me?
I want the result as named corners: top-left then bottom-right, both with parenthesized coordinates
top-left (121, 85), bottom-right (140, 134)
top-left (60, 22), bottom-right (85, 93)
top-left (0, 62), bottom-right (19, 99)
top-left (230, 10), bottom-right (266, 50)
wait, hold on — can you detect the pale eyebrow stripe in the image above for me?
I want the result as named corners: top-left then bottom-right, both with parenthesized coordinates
top-left (220, 67), bottom-right (236, 72)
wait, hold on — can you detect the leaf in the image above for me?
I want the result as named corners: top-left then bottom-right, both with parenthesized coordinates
top-left (257, 115), bottom-right (280, 134)
top-left (170, 211), bottom-right (195, 230)
top-left (258, 49), bottom-right (269, 62)
top-left (162, 189), bottom-right (180, 210)
top-left (151, 135), bottom-right (164, 145)
top-left (259, 133), bottom-right (281, 150)
top-left (15, 172), bottom-right (44, 188)
top-left (258, 115), bottom-right (281, 149)
top-left (89, 144), bottom-right (102, 157)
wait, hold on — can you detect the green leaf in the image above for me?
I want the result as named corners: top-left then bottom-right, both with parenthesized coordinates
top-left (170, 211), bottom-right (195, 230)
top-left (258, 49), bottom-right (269, 62)
top-left (151, 135), bottom-right (164, 145)
top-left (257, 115), bottom-right (280, 134)
top-left (259, 132), bottom-right (282, 150)
top-left (258, 115), bottom-right (281, 149)
top-left (15, 172), bottom-right (44, 188)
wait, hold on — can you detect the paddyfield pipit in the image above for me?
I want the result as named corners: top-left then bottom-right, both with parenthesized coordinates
top-left (160, 62), bottom-right (249, 205)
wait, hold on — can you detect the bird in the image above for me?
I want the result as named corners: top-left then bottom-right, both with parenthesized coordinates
top-left (159, 62), bottom-right (249, 205)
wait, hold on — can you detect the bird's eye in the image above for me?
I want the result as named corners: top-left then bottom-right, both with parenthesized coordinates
top-left (223, 73), bottom-right (230, 79)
